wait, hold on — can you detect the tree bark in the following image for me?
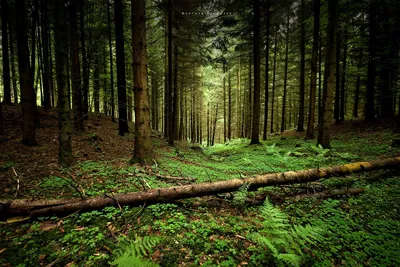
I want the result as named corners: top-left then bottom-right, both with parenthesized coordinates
top-left (9, 18), bottom-right (18, 104)
top-left (297, 0), bottom-right (306, 132)
top-left (16, 0), bottom-right (37, 145)
top-left (54, 0), bottom-right (72, 166)
top-left (251, 0), bottom-right (261, 145)
top-left (106, 0), bottom-right (115, 122)
top-left (80, 0), bottom-right (89, 119)
top-left (228, 67), bottom-right (232, 140)
top-left (41, 0), bottom-right (51, 110)
top-left (306, 0), bottom-right (320, 140)
top-left (2, 157), bottom-right (399, 218)
top-left (263, 0), bottom-right (270, 141)
top-left (365, 0), bottom-right (376, 121)
top-left (173, 45), bottom-right (179, 140)
top-left (281, 7), bottom-right (290, 133)
top-left (271, 25), bottom-right (277, 134)
top-left (340, 29), bottom-right (347, 122)
top-left (70, 0), bottom-right (84, 132)
top-left (1, 0), bottom-right (12, 104)
top-left (334, 29), bottom-right (341, 123)
top-left (317, 0), bottom-right (338, 149)
top-left (131, 0), bottom-right (152, 164)
top-left (223, 60), bottom-right (227, 142)
top-left (167, 0), bottom-right (173, 145)
top-left (114, 0), bottom-right (129, 136)
top-left (93, 55), bottom-right (100, 113)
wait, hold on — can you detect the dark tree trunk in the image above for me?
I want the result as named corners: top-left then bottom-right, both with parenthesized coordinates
top-left (1, 0), bottom-right (12, 104)
top-left (0, 103), bottom-right (2, 134)
top-left (70, 0), bottom-right (84, 132)
top-left (103, 48), bottom-right (109, 115)
top-left (306, 0), bottom-right (320, 139)
top-left (271, 25), bottom-right (277, 134)
top-left (30, 0), bottom-right (39, 85)
top-left (317, 0), bottom-right (338, 149)
top-left (41, 0), bottom-right (51, 110)
top-left (262, 0), bottom-right (270, 141)
top-left (80, 0), bottom-right (89, 119)
top-left (114, 0), bottom-right (129, 136)
top-left (340, 29), bottom-right (347, 122)
top-left (334, 29), bottom-right (341, 123)
top-left (106, 0), bottom-right (115, 122)
top-left (9, 19), bottom-right (18, 104)
top-left (365, 0), bottom-right (376, 121)
top-left (228, 67), bottom-right (232, 140)
top-left (318, 36), bottom-right (322, 124)
top-left (16, 0), bottom-right (37, 145)
top-left (48, 27), bottom-right (55, 107)
top-left (167, 0), bottom-right (173, 145)
top-left (247, 56), bottom-right (252, 138)
top-left (54, 0), bottom-right (72, 166)
top-left (281, 7), bottom-right (290, 133)
top-left (211, 104), bottom-right (218, 146)
top-left (297, 0), bottom-right (306, 132)
top-left (173, 45), bottom-right (179, 140)
top-left (250, 0), bottom-right (261, 145)
top-left (131, 0), bottom-right (152, 164)
top-left (93, 55), bottom-right (100, 113)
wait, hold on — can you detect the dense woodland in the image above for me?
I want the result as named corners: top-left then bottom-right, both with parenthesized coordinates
top-left (1, 0), bottom-right (400, 266)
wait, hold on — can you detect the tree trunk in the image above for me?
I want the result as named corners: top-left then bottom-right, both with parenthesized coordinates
top-left (70, 0), bottom-right (84, 132)
top-left (247, 55), bottom-right (252, 138)
top-left (114, 0), bottom-right (129, 136)
top-left (106, 0), bottom-right (115, 122)
top-left (3, 157), bottom-right (399, 218)
top-left (318, 36), bottom-right (322, 124)
top-left (365, 0), bottom-right (376, 121)
top-left (228, 67), bottom-right (232, 140)
top-left (41, 0), bottom-right (51, 110)
top-left (236, 60), bottom-right (241, 138)
top-left (173, 45), bottom-right (179, 140)
top-left (93, 55), bottom-right (100, 113)
top-left (131, 0), bottom-right (152, 164)
top-left (16, 0), bottom-right (37, 145)
top-left (9, 19), bottom-right (18, 104)
top-left (0, 103), bottom-right (2, 134)
top-left (211, 104), bottom-right (218, 146)
top-left (340, 29), bottom-right (347, 122)
top-left (334, 29), bottom-right (341, 124)
top-left (251, 0), bottom-right (261, 145)
top-left (80, 0), bottom-right (89, 119)
top-left (223, 60), bottom-right (227, 142)
top-left (30, 0), bottom-right (39, 86)
top-left (1, 0), bottom-right (12, 104)
top-left (306, 0), bottom-right (320, 140)
top-left (317, 0), bottom-right (338, 149)
top-left (281, 7), bottom-right (290, 133)
top-left (297, 0), bottom-right (306, 132)
top-left (271, 25), bottom-right (277, 134)
top-left (167, 0), bottom-right (173, 145)
top-left (103, 48), bottom-right (109, 115)
top-left (54, 0), bottom-right (72, 166)
top-left (263, 0), bottom-right (270, 141)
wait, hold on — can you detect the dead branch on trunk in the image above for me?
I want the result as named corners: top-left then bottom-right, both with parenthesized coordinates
top-left (0, 157), bottom-right (399, 218)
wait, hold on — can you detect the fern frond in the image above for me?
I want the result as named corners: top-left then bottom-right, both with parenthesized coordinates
top-left (110, 236), bottom-right (162, 267)
top-left (275, 253), bottom-right (302, 267)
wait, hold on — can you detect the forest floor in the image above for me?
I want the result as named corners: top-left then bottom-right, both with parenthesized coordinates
top-left (0, 106), bottom-right (399, 267)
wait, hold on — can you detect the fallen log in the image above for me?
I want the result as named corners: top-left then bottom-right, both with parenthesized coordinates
top-left (1, 157), bottom-right (399, 218)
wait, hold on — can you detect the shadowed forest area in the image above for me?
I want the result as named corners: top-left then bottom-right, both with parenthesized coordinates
top-left (0, 0), bottom-right (400, 266)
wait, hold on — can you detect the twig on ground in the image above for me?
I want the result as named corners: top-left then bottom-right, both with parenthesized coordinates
top-left (11, 167), bottom-right (20, 199)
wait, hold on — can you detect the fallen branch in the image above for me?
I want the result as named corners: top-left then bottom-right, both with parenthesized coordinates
top-left (1, 157), bottom-right (399, 218)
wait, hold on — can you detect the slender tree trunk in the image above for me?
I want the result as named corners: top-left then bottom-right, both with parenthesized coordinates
top-left (70, 0), bottom-right (84, 132)
top-left (263, 0), bottom-right (270, 140)
top-left (317, 0), bottom-right (338, 149)
top-left (173, 45), bottom-right (179, 140)
top-left (271, 25), bottom-right (277, 134)
top-left (106, 0), bottom-right (115, 122)
top-left (318, 36), bottom-right (322, 124)
top-left (166, 0), bottom-right (174, 144)
top-left (207, 102), bottom-right (210, 145)
top-left (31, 0), bottom-right (39, 86)
top-left (334, 29), bottom-right (341, 123)
top-left (1, 0), bottom-right (12, 104)
top-left (306, 0), bottom-right (320, 139)
top-left (16, 0), bottom-right (37, 145)
top-left (0, 103), bottom-right (3, 134)
top-left (365, 0), bottom-right (376, 121)
top-left (93, 55), bottom-right (100, 113)
top-left (251, 0), bottom-right (261, 144)
top-left (340, 29), bottom-right (347, 122)
top-left (164, 12), bottom-right (169, 138)
top-left (48, 27), bottom-right (55, 107)
top-left (212, 104), bottom-right (218, 146)
top-left (54, 0), bottom-right (72, 166)
top-left (281, 8), bottom-right (290, 133)
top-left (9, 20), bottom-right (18, 104)
top-left (227, 67), bottom-right (232, 140)
top-left (297, 0), bottom-right (306, 132)
top-left (247, 55), bottom-right (252, 138)
top-left (223, 60), bottom-right (227, 142)
top-left (103, 48), bottom-right (109, 115)
top-left (131, 0), bottom-right (152, 164)
top-left (236, 60), bottom-right (241, 137)
top-left (114, 0), bottom-right (129, 136)
top-left (80, 0), bottom-right (89, 119)
top-left (179, 79), bottom-right (184, 139)
top-left (41, 0), bottom-right (51, 110)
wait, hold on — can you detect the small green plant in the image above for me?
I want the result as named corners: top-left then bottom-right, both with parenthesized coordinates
top-left (233, 183), bottom-right (250, 205)
top-left (247, 198), bottom-right (324, 267)
top-left (110, 236), bottom-right (162, 267)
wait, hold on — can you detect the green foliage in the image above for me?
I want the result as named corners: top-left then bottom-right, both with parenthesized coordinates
top-left (110, 236), bottom-right (162, 267)
top-left (233, 182), bottom-right (250, 205)
top-left (247, 198), bottom-right (324, 267)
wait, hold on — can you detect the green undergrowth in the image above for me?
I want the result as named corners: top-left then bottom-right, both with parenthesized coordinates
top-left (1, 126), bottom-right (399, 266)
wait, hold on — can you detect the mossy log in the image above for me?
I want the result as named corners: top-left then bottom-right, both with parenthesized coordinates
top-left (1, 157), bottom-right (399, 218)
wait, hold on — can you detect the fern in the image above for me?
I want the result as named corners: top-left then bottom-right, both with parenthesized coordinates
top-left (233, 182), bottom-right (250, 205)
top-left (247, 198), bottom-right (324, 267)
top-left (110, 236), bottom-right (162, 267)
